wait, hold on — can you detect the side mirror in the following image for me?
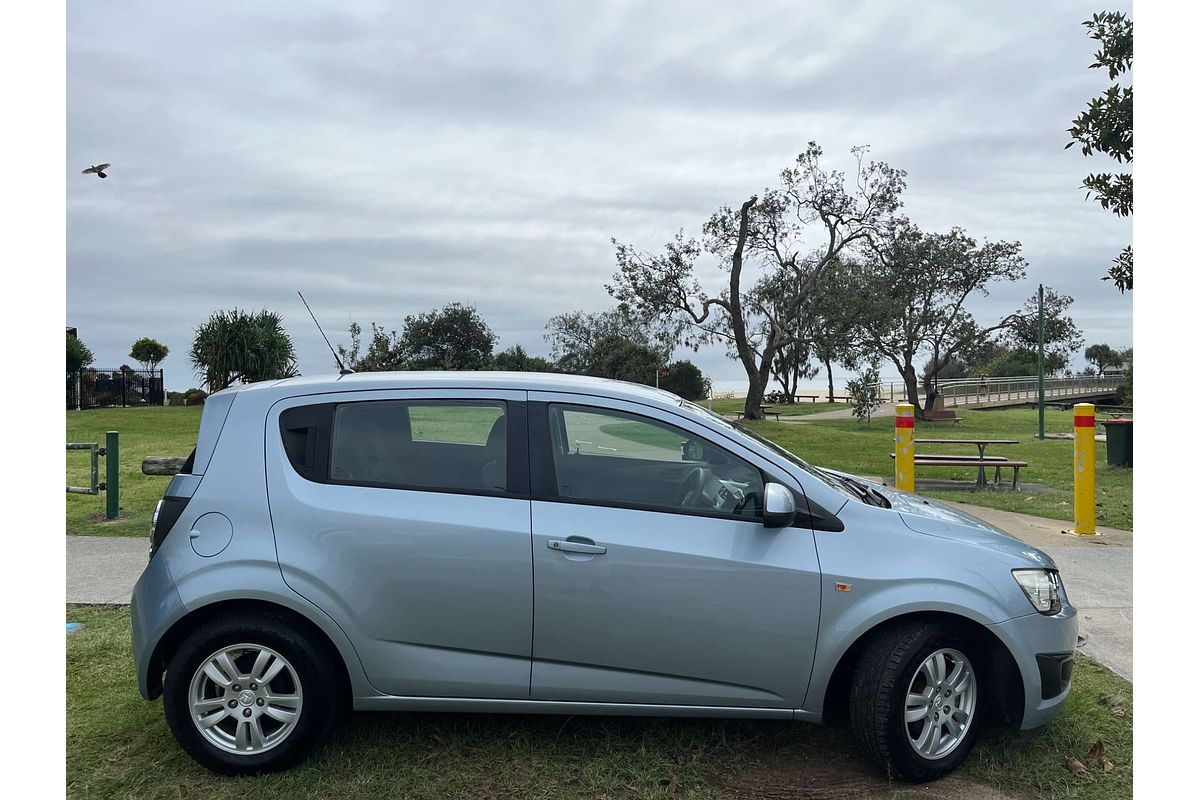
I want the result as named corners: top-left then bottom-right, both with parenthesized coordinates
top-left (762, 482), bottom-right (796, 529)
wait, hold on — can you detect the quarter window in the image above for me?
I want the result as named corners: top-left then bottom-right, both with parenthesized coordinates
top-left (546, 404), bottom-right (763, 517)
top-left (328, 400), bottom-right (507, 493)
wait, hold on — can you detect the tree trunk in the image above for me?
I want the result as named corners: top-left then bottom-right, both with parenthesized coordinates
top-left (825, 359), bottom-right (835, 403)
top-left (743, 374), bottom-right (767, 420)
top-left (902, 362), bottom-right (922, 415)
top-left (785, 357), bottom-right (802, 404)
top-left (922, 343), bottom-right (941, 415)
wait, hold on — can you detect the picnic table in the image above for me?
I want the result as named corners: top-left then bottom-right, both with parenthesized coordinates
top-left (915, 438), bottom-right (1020, 488)
top-left (736, 405), bottom-right (782, 421)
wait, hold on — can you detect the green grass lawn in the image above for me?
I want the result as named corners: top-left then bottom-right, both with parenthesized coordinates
top-left (746, 407), bottom-right (1132, 530)
top-left (67, 407), bottom-right (203, 537)
top-left (67, 604), bottom-right (1132, 800)
top-left (707, 397), bottom-right (851, 417)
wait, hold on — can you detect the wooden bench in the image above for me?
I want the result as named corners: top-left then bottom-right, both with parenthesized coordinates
top-left (923, 409), bottom-right (961, 424)
top-left (913, 457), bottom-right (1028, 489)
top-left (735, 408), bottom-right (782, 421)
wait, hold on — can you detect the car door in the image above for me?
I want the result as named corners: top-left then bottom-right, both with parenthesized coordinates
top-left (266, 389), bottom-right (533, 699)
top-left (527, 394), bottom-right (822, 709)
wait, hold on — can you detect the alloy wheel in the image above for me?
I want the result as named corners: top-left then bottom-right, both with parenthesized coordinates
top-left (903, 647), bottom-right (976, 760)
top-left (187, 643), bottom-right (304, 755)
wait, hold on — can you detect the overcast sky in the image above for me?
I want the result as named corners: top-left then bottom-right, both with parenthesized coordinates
top-left (67, 0), bottom-right (1132, 390)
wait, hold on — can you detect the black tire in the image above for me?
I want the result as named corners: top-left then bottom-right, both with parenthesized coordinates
top-left (849, 621), bottom-right (984, 782)
top-left (163, 611), bottom-right (341, 775)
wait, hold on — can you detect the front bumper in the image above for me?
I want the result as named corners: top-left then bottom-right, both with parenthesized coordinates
top-left (988, 604), bottom-right (1078, 729)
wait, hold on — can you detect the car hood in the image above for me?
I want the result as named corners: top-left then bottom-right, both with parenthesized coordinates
top-left (820, 468), bottom-right (1056, 570)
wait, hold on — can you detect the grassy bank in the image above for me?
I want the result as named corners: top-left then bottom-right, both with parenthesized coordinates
top-left (67, 604), bottom-right (1132, 800)
top-left (67, 407), bottom-right (203, 537)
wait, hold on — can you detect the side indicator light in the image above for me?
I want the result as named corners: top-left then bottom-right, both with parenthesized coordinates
top-left (834, 582), bottom-right (853, 592)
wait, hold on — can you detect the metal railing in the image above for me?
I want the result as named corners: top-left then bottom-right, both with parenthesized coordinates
top-left (66, 431), bottom-right (120, 519)
top-left (864, 375), bottom-right (1122, 407)
top-left (937, 375), bottom-right (1122, 406)
top-left (68, 368), bottom-right (165, 410)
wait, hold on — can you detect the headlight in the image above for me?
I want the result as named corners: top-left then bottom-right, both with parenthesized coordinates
top-left (1012, 569), bottom-right (1063, 615)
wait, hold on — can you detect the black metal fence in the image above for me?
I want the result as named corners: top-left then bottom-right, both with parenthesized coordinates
top-left (67, 368), bottom-right (165, 409)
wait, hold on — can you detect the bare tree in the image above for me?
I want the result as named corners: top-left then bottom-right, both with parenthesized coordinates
top-left (608, 143), bottom-right (905, 419)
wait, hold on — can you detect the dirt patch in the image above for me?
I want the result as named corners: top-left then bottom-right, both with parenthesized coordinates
top-left (716, 744), bottom-right (1028, 800)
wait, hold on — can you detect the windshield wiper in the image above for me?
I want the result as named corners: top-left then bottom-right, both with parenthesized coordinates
top-left (830, 473), bottom-right (891, 508)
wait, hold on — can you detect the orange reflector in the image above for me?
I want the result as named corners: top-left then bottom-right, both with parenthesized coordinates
top-left (834, 582), bottom-right (853, 592)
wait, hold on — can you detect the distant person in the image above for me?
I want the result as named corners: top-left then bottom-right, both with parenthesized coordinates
top-left (980, 374), bottom-right (990, 399)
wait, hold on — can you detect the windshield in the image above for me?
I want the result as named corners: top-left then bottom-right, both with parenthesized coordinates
top-left (682, 400), bottom-right (852, 496)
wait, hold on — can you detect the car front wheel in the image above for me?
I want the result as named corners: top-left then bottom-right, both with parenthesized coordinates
top-left (849, 621), bottom-right (983, 782)
top-left (162, 612), bottom-right (340, 774)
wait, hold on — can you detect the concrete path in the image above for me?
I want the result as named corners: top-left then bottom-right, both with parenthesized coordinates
top-left (66, 503), bottom-right (1131, 679)
top-left (1041, 545), bottom-right (1132, 679)
top-left (67, 536), bottom-right (147, 604)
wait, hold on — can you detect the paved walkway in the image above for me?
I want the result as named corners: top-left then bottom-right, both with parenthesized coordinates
top-left (67, 536), bottom-right (148, 605)
top-left (66, 503), bottom-right (1131, 679)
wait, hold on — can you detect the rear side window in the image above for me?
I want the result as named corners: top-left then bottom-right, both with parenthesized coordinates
top-left (329, 400), bottom-right (508, 493)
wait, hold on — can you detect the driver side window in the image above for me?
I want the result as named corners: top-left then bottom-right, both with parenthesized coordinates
top-left (546, 404), bottom-right (764, 518)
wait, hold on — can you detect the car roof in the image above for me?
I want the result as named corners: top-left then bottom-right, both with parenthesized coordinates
top-left (223, 371), bottom-right (686, 410)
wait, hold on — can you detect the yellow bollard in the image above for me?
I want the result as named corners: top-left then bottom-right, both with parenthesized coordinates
top-left (1070, 403), bottom-right (1097, 535)
top-left (895, 403), bottom-right (915, 492)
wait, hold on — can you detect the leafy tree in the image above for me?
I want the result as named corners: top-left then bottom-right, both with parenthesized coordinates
top-left (746, 268), bottom-right (817, 403)
top-left (129, 337), bottom-right (169, 372)
top-left (1066, 10), bottom-right (1132, 291)
top-left (189, 308), bottom-right (298, 391)
top-left (338, 322), bottom-right (407, 372)
top-left (979, 346), bottom-right (1039, 378)
top-left (801, 258), bottom-right (865, 402)
top-left (183, 388), bottom-right (209, 406)
top-left (1118, 347), bottom-right (1133, 404)
top-left (66, 332), bottom-right (95, 373)
top-left (399, 302), bottom-right (497, 371)
top-left (545, 307), bottom-right (674, 375)
top-left (609, 143), bottom-right (905, 419)
top-left (846, 366), bottom-right (883, 425)
top-left (851, 224), bottom-right (1028, 416)
top-left (1084, 343), bottom-right (1123, 375)
top-left (658, 360), bottom-right (708, 401)
top-left (583, 335), bottom-right (664, 386)
top-left (1003, 288), bottom-right (1084, 376)
top-left (491, 345), bottom-right (558, 373)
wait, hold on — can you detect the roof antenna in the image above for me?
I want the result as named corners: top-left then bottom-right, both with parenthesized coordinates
top-left (298, 291), bottom-right (353, 375)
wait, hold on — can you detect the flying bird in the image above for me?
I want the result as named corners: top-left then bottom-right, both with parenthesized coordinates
top-left (82, 163), bottom-right (111, 179)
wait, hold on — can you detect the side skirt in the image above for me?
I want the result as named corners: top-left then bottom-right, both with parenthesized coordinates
top-left (353, 695), bottom-right (822, 723)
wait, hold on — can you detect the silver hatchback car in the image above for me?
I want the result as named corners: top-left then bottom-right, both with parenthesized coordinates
top-left (131, 372), bottom-right (1076, 781)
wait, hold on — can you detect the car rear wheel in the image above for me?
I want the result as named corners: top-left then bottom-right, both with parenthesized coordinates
top-left (849, 621), bottom-right (984, 782)
top-left (163, 612), bottom-right (340, 774)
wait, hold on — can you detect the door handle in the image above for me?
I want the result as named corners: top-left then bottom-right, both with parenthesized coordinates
top-left (547, 539), bottom-right (607, 555)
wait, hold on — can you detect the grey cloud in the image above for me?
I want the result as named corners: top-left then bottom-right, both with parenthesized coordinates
top-left (68, 0), bottom-right (1132, 389)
